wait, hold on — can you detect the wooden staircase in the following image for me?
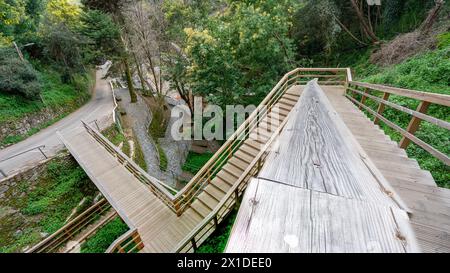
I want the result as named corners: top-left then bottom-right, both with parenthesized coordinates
top-left (57, 68), bottom-right (449, 253)
top-left (184, 86), bottom-right (302, 225)
top-left (323, 85), bottom-right (450, 252)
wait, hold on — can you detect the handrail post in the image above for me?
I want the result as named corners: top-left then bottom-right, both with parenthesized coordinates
top-left (359, 88), bottom-right (368, 109)
top-left (234, 189), bottom-right (240, 209)
top-left (38, 146), bottom-right (47, 159)
top-left (374, 92), bottom-right (390, 124)
top-left (191, 238), bottom-right (197, 252)
top-left (399, 101), bottom-right (431, 149)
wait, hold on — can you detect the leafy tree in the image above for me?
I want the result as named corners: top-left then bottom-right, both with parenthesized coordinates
top-left (183, 0), bottom-right (298, 108)
top-left (79, 10), bottom-right (122, 64)
top-left (42, 23), bottom-right (85, 83)
top-left (82, 0), bottom-right (137, 103)
top-left (0, 47), bottom-right (41, 99)
top-left (45, 0), bottom-right (82, 27)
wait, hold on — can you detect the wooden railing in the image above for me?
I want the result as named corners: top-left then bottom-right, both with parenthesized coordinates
top-left (80, 68), bottom-right (350, 252)
top-left (82, 121), bottom-right (179, 205)
top-left (173, 99), bottom-right (295, 252)
top-left (106, 228), bottom-right (144, 253)
top-left (170, 68), bottom-right (352, 215)
top-left (346, 81), bottom-right (450, 166)
top-left (82, 68), bottom-right (351, 218)
top-left (26, 198), bottom-right (113, 253)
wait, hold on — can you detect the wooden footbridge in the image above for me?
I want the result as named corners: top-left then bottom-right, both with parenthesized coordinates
top-left (50, 68), bottom-right (449, 253)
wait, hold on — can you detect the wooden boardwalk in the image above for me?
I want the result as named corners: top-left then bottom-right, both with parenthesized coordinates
top-left (59, 71), bottom-right (450, 253)
top-left (226, 81), bottom-right (417, 252)
top-left (322, 85), bottom-right (450, 252)
top-left (59, 85), bottom-right (302, 252)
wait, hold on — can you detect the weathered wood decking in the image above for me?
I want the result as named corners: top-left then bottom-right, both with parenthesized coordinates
top-left (226, 82), bottom-right (450, 252)
top-left (60, 80), bottom-right (450, 253)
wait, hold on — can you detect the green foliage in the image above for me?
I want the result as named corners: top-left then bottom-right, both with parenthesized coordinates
top-left (0, 156), bottom-right (97, 252)
top-left (21, 159), bottom-right (95, 233)
top-left (41, 23), bottom-right (85, 82)
top-left (437, 32), bottom-right (450, 49)
top-left (183, 0), bottom-right (298, 108)
top-left (0, 47), bottom-right (41, 98)
top-left (156, 142), bottom-right (168, 171)
top-left (182, 152), bottom-right (214, 175)
top-left (79, 10), bottom-right (122, 64)
top-left (0, 66), bottom-right (92, 144)
top-left (80, 217), bottom-right (129, 253)
top-left (196, 210), bottom-right (237, 253)
top-left (133, 136), bottom-right (148, 171)
top-left (292, 0), bottom-right (341, 58)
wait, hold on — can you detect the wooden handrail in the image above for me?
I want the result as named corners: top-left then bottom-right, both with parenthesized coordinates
top-left (26, 198), bottom-right (112, 253)
top-left (350, 81), bottom-right (450, 107)
top-left (83, 68), bottom-right (351, 217)
top-left (106, 228), bottom-right (144, 253)
top-left (346, 82), bottom-right (450, 166)
top-left (173, 95), bottom-right (294, 252)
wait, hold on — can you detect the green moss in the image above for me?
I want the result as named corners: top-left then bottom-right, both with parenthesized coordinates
top-left (133, 136), bottom-right (147, 171)
top-left (155, 141), bottom-right (168, 171)
top-left (80, 217), bottom-right (129, 253)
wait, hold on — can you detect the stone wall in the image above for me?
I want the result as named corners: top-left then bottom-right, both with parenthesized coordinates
top-left (0, 107), bottom-right (63, 146)
top-left (0, 153), bottom-right (71, 200)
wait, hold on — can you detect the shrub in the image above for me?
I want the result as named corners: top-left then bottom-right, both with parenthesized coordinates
top-left (80, 217), bottom-right (129, 253)
top-left (0, 47), bottom-right (41, 99)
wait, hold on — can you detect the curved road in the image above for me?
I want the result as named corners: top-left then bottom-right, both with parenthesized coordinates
top-left (0, 67), bottom-right (115, 178)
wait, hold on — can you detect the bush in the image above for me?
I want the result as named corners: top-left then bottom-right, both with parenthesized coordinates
top-left (182, 152), bottom-right (214, 175)
top-left (0, 47), bottom-right (41, 99)
top-left (80, 217), bottom-right (129, 253)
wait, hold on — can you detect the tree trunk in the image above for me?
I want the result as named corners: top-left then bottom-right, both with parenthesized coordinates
top-left (133, 52), bottom-right (150, 95)
top-left (420, 0), bottom-right (444, 35)
top-left (123, 58), bottom-right (137, 103)
top-left (350, 0), bottom-right (379, 43)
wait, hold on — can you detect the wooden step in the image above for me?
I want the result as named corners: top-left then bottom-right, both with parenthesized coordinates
top-left (234, 150), bottom-right (253, 164)
top-left (240, 143), bottom-right (259, 156)
top-left (269, 109), bottom-right (289, 119)
top-left (223, 163), bottom-right (244, 179)
top-left (279, 97), bottom-right (296, 107)
top-left (283, 93), bottom-right (299, 102)
top-left (228, 156), bottom-right (249, 171)
top-left (215, 170), bottom-right (237, 186)
top-left (277, 102), bottom-right (292, 112)
top-left (210, 176), bottom-right (232, 193)
top-left (244, 139), bottom-right (263, 152)
top-left (190, 201), bottom-right (212, 218)
top-left (197, 192), bottom-right (219, 210)
top-left (205, 185), bottom-right (226, 201)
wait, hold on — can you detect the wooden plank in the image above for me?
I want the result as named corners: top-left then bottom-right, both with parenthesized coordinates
top-left (226, 178), bottom-right (419, 253)
top-left (259, 81), bottom-right (406, 207)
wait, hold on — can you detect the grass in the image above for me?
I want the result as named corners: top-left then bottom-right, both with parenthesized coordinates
top-left (80, 217), bottom-right (129, 253)
top-left (352, 46), bottom-right (450, 188)
top-left (101, 124), bottom-right (131, 157)
top-left (0, 66), bottom-right (94, 145)
top-left (0, 155), bottom-right (97, 253)
top-left (155, 141), bottom-right (168, 171)
top-left (133, 135), bottom-right (148, 171)
top-left (182, 151), bottom-right (214, 175)
top-left (196, 210), bottom-right (237, 253)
